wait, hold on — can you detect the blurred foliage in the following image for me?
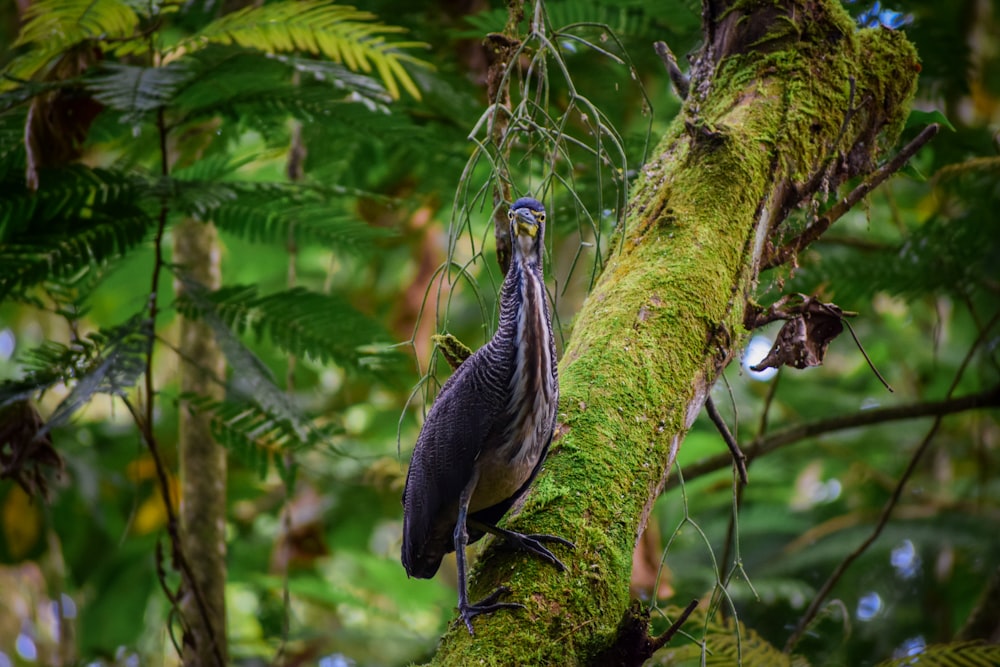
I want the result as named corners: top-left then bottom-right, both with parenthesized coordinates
top-left (0, 0), bottom-right (997, 666)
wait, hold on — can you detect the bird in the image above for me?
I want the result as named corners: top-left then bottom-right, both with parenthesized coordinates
top-left (401, 196), bottom-right (573, 635)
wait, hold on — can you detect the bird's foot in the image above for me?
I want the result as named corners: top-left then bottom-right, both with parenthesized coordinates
top-left (459, 586), bottom-right (524, 635)
top-left (498, 530), bottom-right (575, 571)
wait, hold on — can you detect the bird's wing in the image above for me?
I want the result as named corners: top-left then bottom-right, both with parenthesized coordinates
top-left (401, 347), bottom-right (509, 578)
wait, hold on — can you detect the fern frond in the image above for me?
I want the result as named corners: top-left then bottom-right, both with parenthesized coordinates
top-left (1, 166), bottom-right (149, 238)
top-left (874, 642), bottom-right (1000, 667)
top-left (0, 78), bottom-right (80, 114)
top-left (176, 1), bottom-right (425, 100)
top-left (274, 54), bottom-right (390, 102)
top-left (86, 62), bottom-right (191, 124)
top-left (162, 48), bottom-right (384, 129)
top-left (183, 394), bottom-right (340, 478)
top-left (174, 284), bottom-right (402, 377)
top-left (796, 210), bottom-right (999, 306)
top-left (0, 315), bottom-right (151, 434)
top-left (173, 278), bottom-right (315, 442)
top-left (211, 201), bottom-right (390, 252)
top-left (0, 166), bottom-right (152, 300)
top-left (0, 210), bottom-right (152, 302)
top-left (3, 0), bottom-right (142, 86)
top-left (14, 0), bottom-right (140, 49)
top-left (164, 173), bottom-right (391, 252)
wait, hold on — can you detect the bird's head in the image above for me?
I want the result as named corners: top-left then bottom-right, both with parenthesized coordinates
top-left (508, 197), bottom-right (546, 262)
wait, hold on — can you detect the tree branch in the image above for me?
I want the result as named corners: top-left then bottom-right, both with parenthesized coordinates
top-left (667, 386), bottom-right (1000, 491)
top-left (764, 123), bottom-right (940, 270)
top-left (704, 395), bottom-right (748, 484)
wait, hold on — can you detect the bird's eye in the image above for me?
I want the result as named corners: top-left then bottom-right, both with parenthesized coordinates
top-left (536, 213), bottom-right (545, 223)
top-left (508, 211), bottom-right (514, 220)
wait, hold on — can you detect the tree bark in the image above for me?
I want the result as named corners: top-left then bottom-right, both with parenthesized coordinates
top-left (429, 0), bottom-right (918, 663)
top-left (174, 218), bottom-right (228, 666)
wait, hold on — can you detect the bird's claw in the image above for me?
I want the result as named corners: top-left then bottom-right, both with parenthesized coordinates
top-left (501, 531), bottom-right (575, 571)
top-left (526, 533), bottom-right (576, 549)
top-left (459, 586), bottom-right (525, 635)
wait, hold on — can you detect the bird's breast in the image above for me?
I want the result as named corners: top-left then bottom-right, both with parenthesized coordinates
top-left (468, 265), bottom-right (557, 514)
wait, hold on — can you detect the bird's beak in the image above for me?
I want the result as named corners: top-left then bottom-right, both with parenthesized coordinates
top-left (513, 210), bottom-right (539, 238)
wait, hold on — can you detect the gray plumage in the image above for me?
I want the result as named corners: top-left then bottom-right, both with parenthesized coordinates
top-left (401, 197), bottom-right (570, 633)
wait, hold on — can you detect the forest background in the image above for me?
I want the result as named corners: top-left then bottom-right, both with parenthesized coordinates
top-left (0, 0), bottom-right (998, 665)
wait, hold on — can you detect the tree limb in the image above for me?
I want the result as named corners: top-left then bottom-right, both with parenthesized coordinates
top-left (667, 386), bottom-right (1000, 491)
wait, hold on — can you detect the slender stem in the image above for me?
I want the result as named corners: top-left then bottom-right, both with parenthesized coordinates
top-left (705, 396), bottom-right (747, 484)
top-left (840, 317), bottom-right (892, 392)
top-left (653, 41), bottom-right (689, 100)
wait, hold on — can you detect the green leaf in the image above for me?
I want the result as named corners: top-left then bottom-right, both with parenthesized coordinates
top-left (14, 0), bottom-right (139, 48)
top-left (3, 0), bottom-right (142, 85)
top-left (176, 0), bottom-right (426, 100)
top-left (173, 277), bottom-right (313, 444)
top-left (905, 109), bottom-right (956, 132)
top-left (0, 315), bottom-right (151, 435)
top-left (0, 210), bottom-right (152, 302)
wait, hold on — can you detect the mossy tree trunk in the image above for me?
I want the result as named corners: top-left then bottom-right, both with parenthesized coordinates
top-left (429, 0), bottom-right (918, 663)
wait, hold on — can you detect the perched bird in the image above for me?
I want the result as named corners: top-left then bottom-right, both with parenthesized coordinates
top-left (401, 196), bottom-right (572, 634)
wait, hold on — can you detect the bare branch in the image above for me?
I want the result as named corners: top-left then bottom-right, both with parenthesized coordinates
top-left (666, 386), bottom-right (1000, 491)
top-left (653, 41), bottom-right (689, 100)
top-left (648, 599), bottom-right (700, 653)
top-left (704, 395), bottom-right (748, 484)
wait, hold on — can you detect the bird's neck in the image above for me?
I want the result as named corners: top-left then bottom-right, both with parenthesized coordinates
top-left (502, 253), bottom-right (556, 465)
top-left (497, 256), bottom-right (543, 337)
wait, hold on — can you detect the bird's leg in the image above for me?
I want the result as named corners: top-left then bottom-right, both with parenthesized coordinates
top-left (454, 470), bottom-right (524, 635)
top-left (468, 518), bottom-right (575, 572)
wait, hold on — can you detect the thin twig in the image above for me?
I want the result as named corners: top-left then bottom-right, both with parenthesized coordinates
top-left (840, 318), bottom-right (893, 392)
top-left (665, 385), bottom-right (1000, 491)
top-left (648, 599), bottom-right (700, 653)
top-left (756, 369), bottom-right (781, 439)
top-left (653, 41), bottom-right (689, 100)
top-left (705, 396), bottom-right (748, 484)
top-left (718, 478), bottom-right (746, 620)
top-left (764, 123), bottom-right (940, 269)
top-left (783, 310), bottom-right (1000, 652)
top-left (141, 107), bottom-right (225, 667)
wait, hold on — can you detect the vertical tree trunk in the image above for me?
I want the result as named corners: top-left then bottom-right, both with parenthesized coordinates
top-left (174, 218), bottom-right (228, 666)
top-left (429, 0), bottom-right (918, 663)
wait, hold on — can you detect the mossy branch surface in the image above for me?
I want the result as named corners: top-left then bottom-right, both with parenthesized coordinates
top-left (429, 0), bottom-right (918, 663)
